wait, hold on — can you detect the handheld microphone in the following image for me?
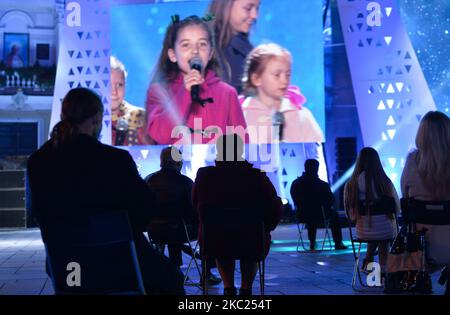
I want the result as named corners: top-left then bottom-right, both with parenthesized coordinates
top-left (272, 111), bottom-right (285, 142)
top-left (115, 118), bottom-right (128, 146)
top-left (188, 57), bottom-right (203, 104)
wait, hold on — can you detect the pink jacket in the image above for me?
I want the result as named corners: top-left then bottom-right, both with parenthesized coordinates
top-left (146, 71), bottom-right (247, 144)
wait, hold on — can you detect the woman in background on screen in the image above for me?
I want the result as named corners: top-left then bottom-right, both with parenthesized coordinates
top-left (240, 43), bottom-right (324, 144)
top-left (207, 0), bottom-right (260, 93)
top-left (145, 15), bottom-right (247, 145)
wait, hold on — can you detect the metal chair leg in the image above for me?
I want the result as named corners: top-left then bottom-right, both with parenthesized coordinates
top-left (296, 223), bottom-right (308, 252)
top-left (202, 257), bottom-right (208, 295)
top-left (352, 242), bottom-right (362, 291)
top-left (184, 242), bottom-right (202, 286)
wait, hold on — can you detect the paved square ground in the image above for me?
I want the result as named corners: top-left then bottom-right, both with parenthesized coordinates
top-left (0, 224), bottom-right (445, 295)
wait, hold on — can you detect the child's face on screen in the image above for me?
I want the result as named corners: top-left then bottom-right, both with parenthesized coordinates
top-left (110, 70), bottom-right (125, 112)
top-left (230, 0), bottom-right (260, 34)
top-left (252, 56), bottom-right (291, 102)
top-left (168, 25), bottom-right (213, 76)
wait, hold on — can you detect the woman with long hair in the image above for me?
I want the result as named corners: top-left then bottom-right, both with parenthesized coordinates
top-left (207, 0), bottom-right (260, 93)
top-left (401, 111), bottom-right (450, 295)
top-left (344, 147), bottom-right (400, 274)
top-left (401, 111), bottom-right (450, 200)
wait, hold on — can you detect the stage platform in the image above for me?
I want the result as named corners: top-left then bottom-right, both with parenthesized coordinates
top-left (0, 224), bottom-right (445, 295)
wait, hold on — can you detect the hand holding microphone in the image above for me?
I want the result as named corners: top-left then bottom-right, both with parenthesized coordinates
top-left (185, 57), bottom-right (204, 101)
top-left (115, 118), bottom-right (129, 146)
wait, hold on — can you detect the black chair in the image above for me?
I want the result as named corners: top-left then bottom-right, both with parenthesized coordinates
top-left (41, 211), bottom-right (146, 295)
top-left (200, 204), bottom-right (266, 295)
top-left (295, 206), bottom-right (333, 252)
top-left (147, 217), bottom-right (201, 285)
top-left (401, 198), bottom-right (450, 266)
top-left (346, 197), bottom-right (398, 291)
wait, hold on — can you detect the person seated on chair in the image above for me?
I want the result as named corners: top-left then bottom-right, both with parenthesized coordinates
top-left (27, 87), bottom-right (185, 295)
top-left (400, 111), bottom-right (450, 295)
top-left (344, 147), bottom-right (400, 275)
top-left (145, 147), bottom-right (221, 285)
top-left (193, 133), bottom-right (283, 296)
top-left (290, 159), bottom-right (348, 251)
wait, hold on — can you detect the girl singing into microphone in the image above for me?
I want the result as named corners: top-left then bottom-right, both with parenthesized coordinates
top-left (145, 15), bottom-right (247, 145)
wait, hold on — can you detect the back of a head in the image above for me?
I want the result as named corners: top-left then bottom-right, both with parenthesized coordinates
top-left (415, 111), bottom-right (450, 197)
top-left (346, 147), bottom-right (392, 211)
top-left (304, 159), bottom-right (319, 175)
top-left (160, 146), bottom-right (183, 170)
top-left (51, 88), bottom-right (103, 148)
top-left (216, 134), bottom-right (245, 162)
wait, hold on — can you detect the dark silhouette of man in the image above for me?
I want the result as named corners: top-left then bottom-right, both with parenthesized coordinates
top-left (290, 159), bottom-right (348, 251)
top-left (145, 146), bottom-right (221, 285)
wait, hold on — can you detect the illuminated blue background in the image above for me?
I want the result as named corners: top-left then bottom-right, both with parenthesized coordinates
top-left (399, 0), bottom-right (450, 115)
top-left (110, 0), bottom-right (325, 135)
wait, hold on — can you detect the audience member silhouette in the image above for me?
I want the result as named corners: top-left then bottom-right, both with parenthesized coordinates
top-left (193, 134), bottom-right (283, 295)
top-left (290, 159), bottom-right (348, 251)
top-left (344, 147), bottom-right (400, 275)
top-left (400, 111), bottom-right (450, 295)
top-left (145, 147), bottom-right (221, 285)
top-left (27, 87), bottom-right (185, 295)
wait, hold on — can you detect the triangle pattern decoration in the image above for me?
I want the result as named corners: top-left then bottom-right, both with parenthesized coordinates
top-left (386, 115), bottom-right (396, 126)
top-left (385, 7), bottom-right (393, 17)
top-left (141, 150), bottom-right (149, 159)
top-left (386, 99), bottom-right (395, 109)
top-left (377, 100), bottom-right (386, 110)
top-left (384, 36), bottom-right (392, 46)
top-left (388, 157), bottom-right (396, 168)
top-left (387, 129), bottom-right (396, 139)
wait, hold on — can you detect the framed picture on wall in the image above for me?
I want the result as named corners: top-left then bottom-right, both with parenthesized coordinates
top-left (3, 33), bottom-right (29, 68)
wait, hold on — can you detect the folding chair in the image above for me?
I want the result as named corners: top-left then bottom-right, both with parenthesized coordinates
top-left (296, 206), bottom-right (333, 252)
top-left (346, 197), bottom-right (397, 291)
top-left (200, 204), bottom-right (266, 295)
top-left (147, 218), bottom-right (202, 285)
top-left (41, 211), bottom-right (146, 295)
top-left (401, 198), bottom-right (450, 267)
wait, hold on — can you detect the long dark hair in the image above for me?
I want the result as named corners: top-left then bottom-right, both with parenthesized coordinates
top-left (150, 15), bottom-right (220, 84)
top-left (344, 147), bottom-right (394, 220)
top-left (207, 0), bottom-right (236, 82)
top-left (50, 88), bottom-right (103, 149)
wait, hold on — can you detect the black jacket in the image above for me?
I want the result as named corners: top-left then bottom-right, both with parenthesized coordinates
top-left (27, 134), bottom-right (155, 234)
top-left (145, 167), bottom-right (196, 225)
top-left (290, 173), bottom-right (334, 223)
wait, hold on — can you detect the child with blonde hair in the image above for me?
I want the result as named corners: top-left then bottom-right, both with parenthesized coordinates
top-left (241, 43), bottom-right (324, 144)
